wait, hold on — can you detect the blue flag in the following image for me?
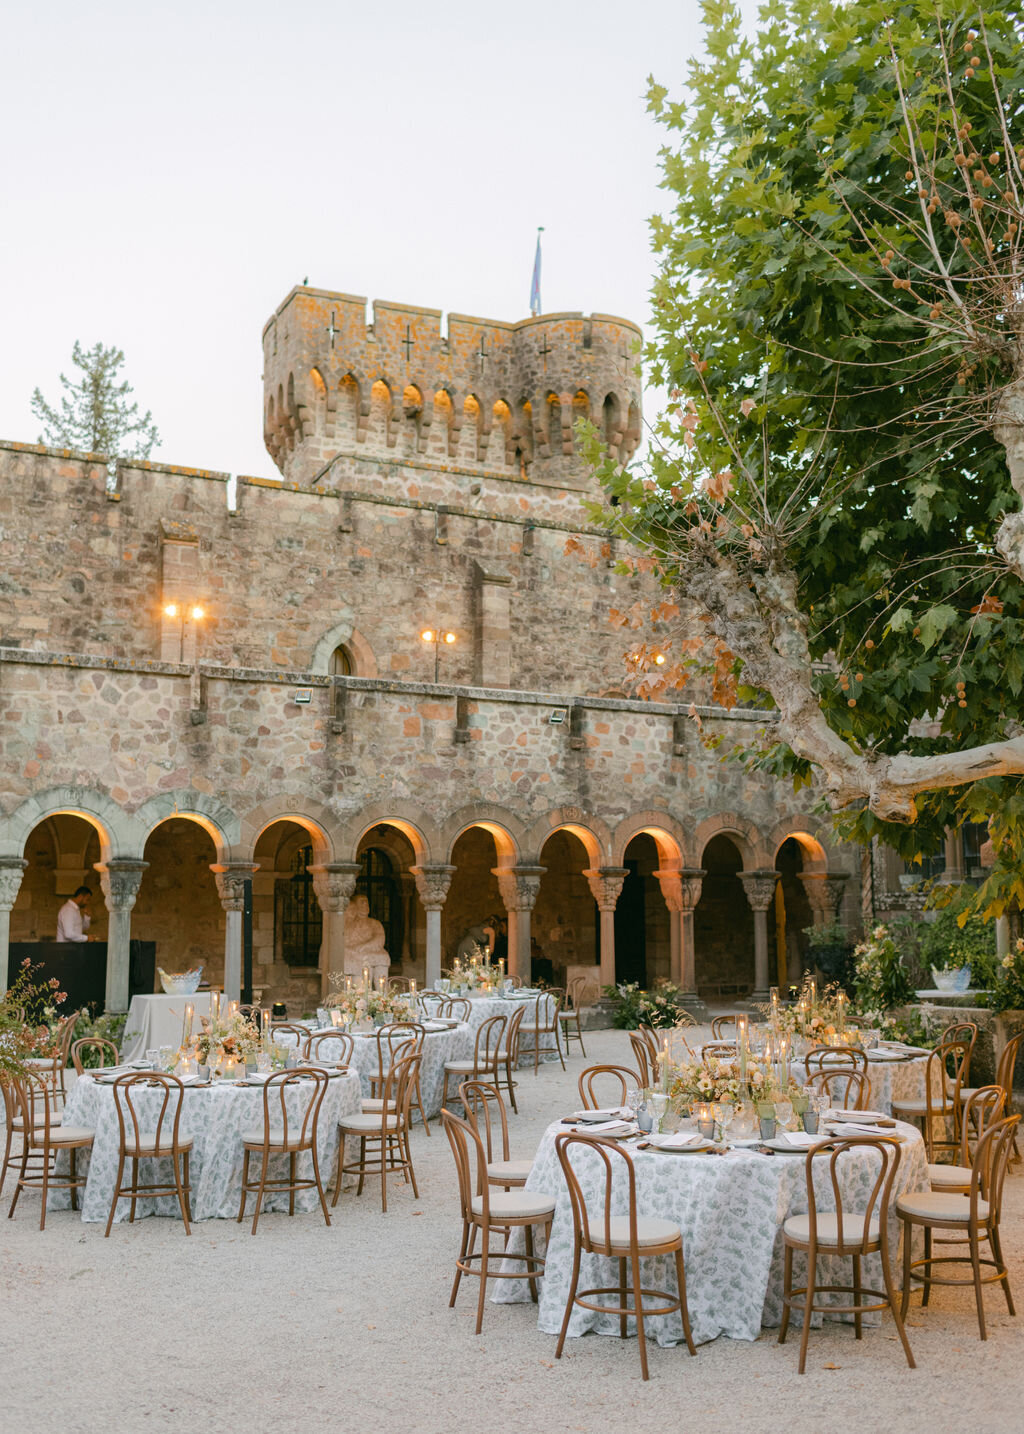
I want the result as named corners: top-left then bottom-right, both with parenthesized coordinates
top-left (530, 228), bottom-right (543, 315)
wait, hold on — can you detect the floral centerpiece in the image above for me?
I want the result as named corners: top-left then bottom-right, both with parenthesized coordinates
top-left (448, 951), bottom-right (504, 991)
top-left (852, 924), bottom-right (915, 1026)
top-left (326, 976), bottom-right (416, 1025)
top-left (0, 958), bottom-right (69, 1082)
top-left (601, 981), bottom-right (697, 1030)
top-left (760, 973), bottom-right (863, 1046)
top-left (194, 1010), bottom-right (261, 1068)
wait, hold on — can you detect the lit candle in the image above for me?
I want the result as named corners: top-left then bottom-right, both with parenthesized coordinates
top-left (226, 999), bottom-right (239, 1020)
top-left (808, 977), bottom-right (817, 1008)
top-left (260, 1008), bottom-right (270, 1042)
top-left (736, 1013), bottom-right (748, 1082)
top-left (345, 974), bottom-right (353, 992)
top-left (210, 990), bottom-right (220, 1022)
top-left (410, 979), bottom-right (417, 999)
top-left (779, 1034), bottom-right (789, 1086)
top-left (182, 1002), bottom-right (195, 1045)
top-left (362, 965), bottom-right (370, 989)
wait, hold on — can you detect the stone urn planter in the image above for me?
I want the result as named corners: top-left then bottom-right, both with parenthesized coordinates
top-left (993, 1012), bottom-right (1024, 1095)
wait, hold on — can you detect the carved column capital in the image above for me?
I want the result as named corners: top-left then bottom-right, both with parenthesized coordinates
top-left (95, 859), bottom-right (149, 912)
top-left (654, 867), bottom-right (706, 913)
top-left (583, 867), bottom-right (629, 913)
top-left (411, 863), bottom-right (457, 911)
top-left (0, 858), bottom-right (28, 912)
top-left (739, 868), bottom-right (780, 913)
top-left (493, 865), bottom-right (546, 913)
top-left (308, 861), bottom-right (361, 913)
top-left (210, 862), bottom-right (258, 912)
top-left (798, 870), bottom-right (850, 921)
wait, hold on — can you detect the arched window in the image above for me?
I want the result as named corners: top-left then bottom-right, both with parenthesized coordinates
top-left (357, 847), bottom-right (402, 965)
top-left (330, 645), bottom-right (353, 677)
top-left (278, 844), bottom-right (323, 967)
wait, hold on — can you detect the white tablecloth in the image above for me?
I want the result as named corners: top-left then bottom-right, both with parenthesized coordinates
top-left (291, 1023), bottom-right (473, 1119)
top-left (52, 1070), bottom-right (361, 1222)
top-left (121, 993), bottom-right (212, 1063)
top-left (496, 1116), bottom-right (928, 1347)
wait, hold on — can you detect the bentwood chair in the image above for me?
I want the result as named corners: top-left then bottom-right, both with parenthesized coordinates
top-left (778, 1135), bottom-right (914, 1373)
top-left (23, 1008), bottom-right (80, 1114)
top-left (495, 1002), bottom-right (528, 1112)
top-left (891, 1037), bottom-right (971, 1162)
top-left (554, 1133), bottom-right (696, 1380)
top-left (460, 1080), bottom-right (533, 1189)
top-left (0, 1076), bottom-right (55, 1199)
top-left (700, 1042), bottom-right (737, 1061)
top-left (940, 1021), bottom-right (978, 1084)
top-left (629, 1032), bottom-right (657, 1088)
top-left (367, 1021), bottom-right (431, 1134)
top-left (633, 1027), bottom-right (661, 1084)
top-left (805, 1044), bottom-right (869, 1076)
top-left (303, 1030), bottom-right (355, 1067)
top-left (71, 1037), bottom-right (120, 1075)
top-left (441, 1014), bottom-right (507, 1110)
top-left (269, 1022), bottom-right (310, 1048)
top-left (440, 998), bottom-right (472, 1021)
top-left (928, 1085), bottom-right (1005, 1193)
top-left (898, 1114), bottom-right (1020, 1340)
top-left (958, 1029), bottom-right (1022, 1161)
top-left (238, 1068), bottom-right (332, 1234)
top-left (578, 1064), bottom-right (642, 1112)
top-left (106, 1073), bottom-right (193, 1236)
top-left (441, 1108), bottom-right (555, 1334)
top-left (710, 1015), bottom-right (737, 1039)
top-left (7, 1072), bottom-right (95, 1231)
top-left (518, 989), bottom-right (566, 1074)
top-left (558, 977), bottom-right (589, 1058)
top-left (805, 1067), bottom-right (872, 1112)
top-left (335, 1051), bottom-right (421, 1213)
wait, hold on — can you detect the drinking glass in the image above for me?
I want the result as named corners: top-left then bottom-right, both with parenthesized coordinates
top-left (625, 1086), bottom-right (643, 1121)
top-left (158, 1045), bottom-right (175, 1072)
top-left (714, 1102), bottom-right (734, 1144)
top-left (145, 1049), bottom-right (159, 1069)
top-left (256, 1052), bottom-right (272, 1074)
top-left (775, 1097), bottom-right (794, 1131)
top-left (649, 1091), bottom-right (669, 1133)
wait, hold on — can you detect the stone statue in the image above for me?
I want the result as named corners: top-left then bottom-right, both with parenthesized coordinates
top-left (344, 894), bottom-right (390, 983)
top-left (456, 922), bottom-right (494, 964)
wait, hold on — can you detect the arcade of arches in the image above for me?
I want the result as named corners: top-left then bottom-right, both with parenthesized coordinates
top-left (0, 804), bottom-right (853, 1014)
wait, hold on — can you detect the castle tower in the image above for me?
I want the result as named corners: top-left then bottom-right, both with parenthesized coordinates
top-left (261, 287), bottom-right (642, 500)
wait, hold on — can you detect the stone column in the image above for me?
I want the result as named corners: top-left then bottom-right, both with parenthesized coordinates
top-left (95, 859), bottom-right (149, 1013)
top-left (0, 858), bottom-right (28, 995)
top-left (309, 861), bottom-right (361, 1000)
top-left (739, 869), bottom-right (780, 1002)
top-left (583, 867), bottom-right (629, 989)
top-left (211, 863), bottom-right (258, 1004)
top-left (655, 868), bottom-right (705, 995)
top-left (940, 829), bottom-right (966, 885)
top-left (411, 864), bottom-right (457, 988)
top-left (798, 871), bottom-right (850, 926)
top-left (494, 865), bottom-right (545, 983)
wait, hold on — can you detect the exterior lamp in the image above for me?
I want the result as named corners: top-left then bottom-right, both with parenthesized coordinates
top-left (420, 625), bottom-right (456, 682)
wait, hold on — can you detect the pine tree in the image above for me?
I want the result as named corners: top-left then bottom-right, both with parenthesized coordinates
top-left (31, 341), bottom-right (160, 459)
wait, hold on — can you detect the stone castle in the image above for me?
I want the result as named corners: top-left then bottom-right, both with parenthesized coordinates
top-left (0, 282), bottom-right (870, 1015)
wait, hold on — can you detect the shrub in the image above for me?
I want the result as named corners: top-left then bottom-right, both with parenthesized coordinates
top-left (601, 981), bottom-right (695, 1030)
top-left (919, 887), bottom-right (998, 987)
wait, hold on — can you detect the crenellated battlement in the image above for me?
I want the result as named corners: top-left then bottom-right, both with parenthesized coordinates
top-left (261, 286), bottom-right (643, 493)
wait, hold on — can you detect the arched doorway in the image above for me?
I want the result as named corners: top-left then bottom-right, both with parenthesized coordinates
top-left (775, 837), bottom-right (815, 989)
top-left (695, 835), bottom-right (754, 999)
top-left (613, 834), bottom-right (669, 988)
top-left (134, 818), bottom-right (221, 987)
top-left (534, 829), bottom-right (597, 989)
top-left (445, 826), bottom-right (506, 972)
top-left (252, 819), bottom-right (327, 1010)
top-left (354, 823), bottom-right (418, 974)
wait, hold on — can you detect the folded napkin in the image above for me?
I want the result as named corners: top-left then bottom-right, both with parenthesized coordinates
top-left (829, 1121), bottom-right (898, 1136)
top-left (778, 1131), bottom-right (824, 1148)
top-left (577, 1120), bottom-right (634, 1135)
top-left (648, 1131), bottom-right (705, 1149)
top-left (245, 1071), bottom-right (273, 1082)
top-left (829, 1109), bottom-right (886, 1122)
top-left (573, 1108), bottom-right (629, 1123)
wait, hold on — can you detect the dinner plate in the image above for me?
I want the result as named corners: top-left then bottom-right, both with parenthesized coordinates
top-left (644, 1135), bottom-right (715, 1153)
top-left (763, 1136), bottom-right (824, 1153)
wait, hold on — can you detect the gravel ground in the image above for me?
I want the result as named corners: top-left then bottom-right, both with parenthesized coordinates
top-left (2, 1027), bottom-right (1021, 1434)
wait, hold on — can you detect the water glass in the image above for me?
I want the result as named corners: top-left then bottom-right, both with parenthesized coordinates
top-left (145, 1049), bottom-right (159, 1069)
top-left (158, 1045), bottom-right (175, 1072)
top-left (775, 1097), bottom-right (794, 1131)
top-left (649, 1091), bottom-right (669, 1133)
top-left (256, 1052), bottom-right (272, 1074)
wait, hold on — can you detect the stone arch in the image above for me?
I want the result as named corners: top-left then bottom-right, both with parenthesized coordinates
top-left (238, 795), bottom-right (339, 864)
top-left (431, 388), bottom-right (458, 457)
top-left (367, 379), bottom-right (395, 448)
top-left (610, 811), bottom-right (689, 868)
top-left (309, 617), bottom-right (378, 678)
top-left (129, 792), bottom-right (237, 862)
top-left (524, 809), bottom-right (611, 867)
top-left (461, 393), bottom-right (481, 463)
top-left (491, 398), bottom-right (513, 466)
top-left (343, 806), bottom-right (437, 865)
top-left (338, 372), bottom-right (362, 443)
top-left (3, 787), bottom-right (131, 861)
top-left (694, 812), bottom-right (766, 869)
top-left (545, 391), bottom-right (562, 457)
top-left (767, 817), bottom-right (830, 873)
top-left (441, 805), bottom-right (524, 866)
top-left (602, 391), bottom-right (623, 454)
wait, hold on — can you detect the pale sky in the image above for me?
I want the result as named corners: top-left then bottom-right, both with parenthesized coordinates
top-left (0, 0), bottom-right (717, 479)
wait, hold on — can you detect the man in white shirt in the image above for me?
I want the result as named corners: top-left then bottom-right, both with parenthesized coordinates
top-left (56, 886), bottom-right (92, 943)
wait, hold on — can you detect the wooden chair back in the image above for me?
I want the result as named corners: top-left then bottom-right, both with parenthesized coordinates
top-left (628, 1032), bottom-right (655, 1086)
top-left (472, 1013), bottom-right (508, 1070)
top-left (461, 1079), bottom-right (512, 1165)
top-left (805, 1044), bottom-right (868, 1075)
top-left (111, 1072), bottom-right (187, 1154)
top-left (806, 1067), bottom-right (871, 1111)
top-left (803, 1135), bottom-right (902, 1256)
top-left (577, 1063), bottom-right (641, 1111)
top-left (71, 1037), bottom-right (119, 1075)
top-left (304, 1030), bottom-right (354, 1066)
top-left (441, 998), bottom-right (472, 1020)
top-left (555, 1132), bottom-right (641, 1255)
top-left (252, 1067), bottom-right (329, 1151)
top-left (711, 1015), bottom-right (736, 1038)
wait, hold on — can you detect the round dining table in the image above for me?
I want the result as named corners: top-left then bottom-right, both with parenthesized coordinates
top-left (294, 1021), bottom-right (474, 1120)
top-left (445, 991), bottom-right (559, 1061)
top-left (50, 1069), bottom-right (361, 1223)
top-left (793, 1045), bottom-right (938, 1116)
top-left (496, 1115), bottom-right (929, 1347)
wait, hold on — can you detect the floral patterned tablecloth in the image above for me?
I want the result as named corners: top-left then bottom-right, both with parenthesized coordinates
top-left (793, 1053), bottom-right (936, 1115)
top-left (495, 1116), bottom-right (928, 1347)
top-left (290, 1023), bottom-right (474, 1119)
top-left (460, 994), bottom-right (558, 1061)
top-left (51, 1070), bottom-right (361, 1223)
